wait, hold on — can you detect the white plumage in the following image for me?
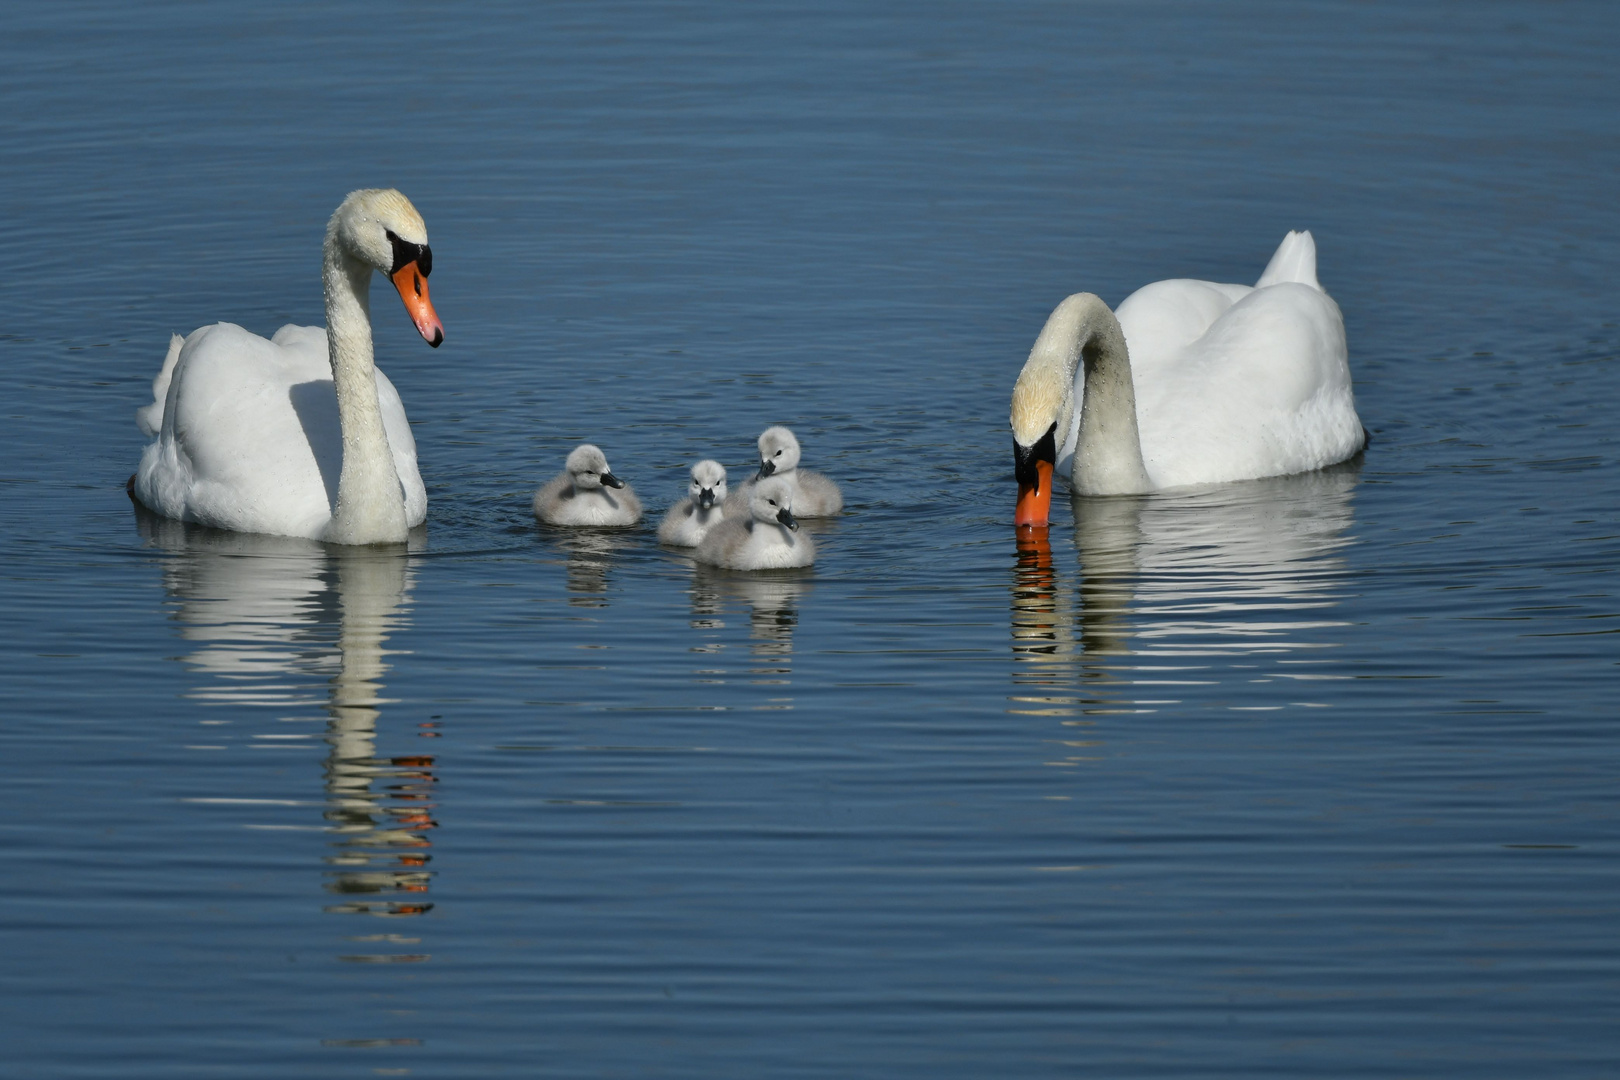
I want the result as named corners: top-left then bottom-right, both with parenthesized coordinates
top-left (1012, 231), bottom-right (1364, 504)
top-left (134, 324), bottom-right (425, 539)
top-left (132, 188), bottom-right (442, 544)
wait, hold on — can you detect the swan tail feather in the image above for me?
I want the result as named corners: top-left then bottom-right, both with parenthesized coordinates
top-left (136, 333), bottom-right (185, 437)
top-left (1255, 230), bottom-right (1320, 291)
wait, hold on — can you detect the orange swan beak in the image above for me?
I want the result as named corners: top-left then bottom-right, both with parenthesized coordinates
top-left (1013, 425), bottom-right (1058, 528)
top-left (390, 260), bottom-right (444, 347)
top-left (1015, 460), bottom-right (1053, 528)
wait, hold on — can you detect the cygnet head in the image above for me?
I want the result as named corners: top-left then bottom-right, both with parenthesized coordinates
top-left (326, 188), bottom-right (443, 347)
top-left (688, 459), bottom-right (727, 510)
top-left (755, 426), bottom-right (802, 478)
top-left (751, 476), bottom-right (798, 530)
top-left (565, 444), bottom-right (625, 491)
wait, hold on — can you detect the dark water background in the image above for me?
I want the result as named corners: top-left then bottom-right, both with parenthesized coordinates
top-left (3, 2), bottom-right (1618, 1076)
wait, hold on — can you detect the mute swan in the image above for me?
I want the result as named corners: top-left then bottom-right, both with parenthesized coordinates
top-left (727, 426), bottom-right (843, 517)
top-left (1010, 230), bottom-right (1365, 526)
top-left (533, 444), bottom-right (643, 527)
top-left (695, 476), bottom-right (814, 570)
top-left (658, 459), bottom-right (728, 547)
top-left (132, 188), bottom-right (443, 545)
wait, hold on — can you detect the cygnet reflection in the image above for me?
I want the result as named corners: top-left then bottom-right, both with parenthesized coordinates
top-left (136, 509), bottom-right (440, 927)
top-left (545, 528), bottom-right (637, 606)
top-left (690, 565), bottom-right (813, 684)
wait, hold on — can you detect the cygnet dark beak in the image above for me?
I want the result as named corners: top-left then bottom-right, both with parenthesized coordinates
top-left (757, 459), bottom-right (776, 479)
top-left (698, 488), bottom-right (716, 510)
top-left (601, 472), bottom-right (625, 489)
top-left (776, 506), bottom-right (799, 531)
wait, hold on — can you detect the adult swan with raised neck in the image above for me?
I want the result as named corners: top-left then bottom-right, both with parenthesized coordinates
top-left (133, 189), bottom-right (444, 544)
top-left (1010, 230), bottom-right (1365, 527)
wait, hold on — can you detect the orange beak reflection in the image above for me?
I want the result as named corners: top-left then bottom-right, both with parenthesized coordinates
top-left (1015, 459), bottom-right (1053, 528)
top-left (1015, 525), bottom-right (1052, 564)
top-left (390, 261), bottom-right (444, 347)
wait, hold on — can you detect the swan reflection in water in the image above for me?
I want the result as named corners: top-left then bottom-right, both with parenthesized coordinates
top-left (137, 510), bottom-right (439, 939)
top-left (689, 566), bottom-right (812, 696)
top-left (1011, 462), bottom-right (1361, 716)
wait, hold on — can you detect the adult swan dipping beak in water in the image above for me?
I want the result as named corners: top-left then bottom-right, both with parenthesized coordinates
top-left (1010, 231), bottom-right (1365, 527)
top-left (132, 188), bottom-right (444, 545)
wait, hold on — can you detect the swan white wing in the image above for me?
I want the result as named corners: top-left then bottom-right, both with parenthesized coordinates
top-left (1134, 282), bottom-right (1360, 489)
top-left (134, 322), bottom-right (427, 538)
top-left (1115, 278), bottom-right (1253, 378)
top-left (136, 323), bottom-right (333, 538)
top-left (1114, 231), bottom-right (1321, 380)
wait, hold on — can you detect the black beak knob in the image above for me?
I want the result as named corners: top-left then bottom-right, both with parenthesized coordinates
top-left (757, 459), bottom-right (776, 479)
top-left (776, 506), bottom-right (799, 531)
top-left (601, 472), bottom-right (625, 489)
top-left (698, 488), bottom-right (716, 510)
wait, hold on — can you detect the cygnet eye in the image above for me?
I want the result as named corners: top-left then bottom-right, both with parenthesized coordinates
top-left (774, 450), bottom-right (783, 456)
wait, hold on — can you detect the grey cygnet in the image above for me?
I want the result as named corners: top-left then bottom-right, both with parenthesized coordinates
top-left (533, 444), bottom-right (643, 527)
top-left (658, 459), bottom-right (728, 547)
top-left (726, 425), bottom-right (843, 517)
top-left (695, 475), bottom-right (814, 570)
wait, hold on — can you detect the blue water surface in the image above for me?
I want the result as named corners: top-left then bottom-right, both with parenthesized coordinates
top-left (2, 2), bottom-right (1618, 1077)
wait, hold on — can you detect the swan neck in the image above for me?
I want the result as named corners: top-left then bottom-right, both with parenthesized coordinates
top-left (1067, 295), bottom-right (1152, 496)
top-left (324, 244), bottom-right (407, 544)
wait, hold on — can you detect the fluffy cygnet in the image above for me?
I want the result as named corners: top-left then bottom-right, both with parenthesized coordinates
top-left (727, 425), bottom-right (843, 517)
top-left (695, 476), bottom-right (814, 570)
top-left (658, 459), bottom-right (728, 547)
top-left (533, 444), bottom-right (643, 527)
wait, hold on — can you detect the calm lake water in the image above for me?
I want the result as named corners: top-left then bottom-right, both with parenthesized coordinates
top-left (3, 2), bottom-right (1619, 1076)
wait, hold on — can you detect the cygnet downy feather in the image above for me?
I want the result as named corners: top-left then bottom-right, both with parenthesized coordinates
top-left (695, 476), bottom-right (814, 570)
top-left (533, 444), bottom-right (643, 527)
top-left (726, 426), bottom-right (843, 517)
top-left (658, 459), bottom-right (728, 547)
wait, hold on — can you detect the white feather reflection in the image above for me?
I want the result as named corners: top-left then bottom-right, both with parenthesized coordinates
top-left (1121, 465), bottom-right (1359, 658)
top-left (1011, 463), bottom-right (1361, 714)
top-left (137, 510), bottom-right (439, 930)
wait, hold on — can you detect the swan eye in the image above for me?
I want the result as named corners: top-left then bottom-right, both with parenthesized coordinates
top-left (385, 229), bottom-right (432, 277)
top-left (774, 450), bottom-right (782, 457)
